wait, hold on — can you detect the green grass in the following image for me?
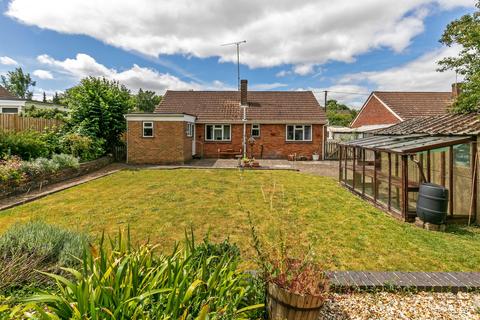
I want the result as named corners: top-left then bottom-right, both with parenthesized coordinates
top-left (0, 169), bottom-right (479, 272)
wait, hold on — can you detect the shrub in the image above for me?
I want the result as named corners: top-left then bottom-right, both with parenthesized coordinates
top-left (61, 132), bottom-right (105, 161)
top-left (22, 106), bottom-right (68, 121)
top-left (50, 154), bottom-right (79, 170)
top-left (25, 230), bottom-right (265, 319)
top-left (0, 221), bottom-right (87, 293)
top-left (0, 157), bottom-right (25, 185)
top-left (0, 130), bottom-right (49, 160)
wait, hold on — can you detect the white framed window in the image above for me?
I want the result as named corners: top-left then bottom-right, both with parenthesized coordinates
top-left (251, 124), bottom-right (260, 137)
top-left (186, 123), bottom-right (194, 137)
top-left (286, 125), bottom-right (312, 141)
top-left (143, 122), bottom-right (154, 137)
top-left (205, 124), bottom-right (231, 141)
top-left (1, 107), bottom-right (19, 114)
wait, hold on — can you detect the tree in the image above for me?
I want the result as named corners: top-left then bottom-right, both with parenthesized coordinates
top-left (325, 99), bottom-right (358, 126)
top-left (42, 92), bottom-right (47, 103)
top-left (64, 77), bottom-right (134, 149)
top-left (134, 88), bottom-right (162, 112)
top-left (0, 68), bottom-right (36, 99)
top-left (438, 2), bottom-right (480, 113)
top-left (52, 92), bottom-right (62, 104)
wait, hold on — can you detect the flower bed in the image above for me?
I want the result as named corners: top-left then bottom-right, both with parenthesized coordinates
top-left (0, 156), bottom-right (113, 200)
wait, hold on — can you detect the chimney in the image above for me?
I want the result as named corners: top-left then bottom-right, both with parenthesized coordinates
top-left (240, 79), bottom-right (248, 106)
top-left (452, 83), bottom-right (462, 99)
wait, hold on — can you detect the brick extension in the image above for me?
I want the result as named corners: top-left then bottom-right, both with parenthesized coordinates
top-left (327, 271), bottom-right (480, 293)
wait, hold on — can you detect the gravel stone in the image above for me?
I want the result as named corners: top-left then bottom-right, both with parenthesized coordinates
top-left (318, 292), bottom-right (480, 319)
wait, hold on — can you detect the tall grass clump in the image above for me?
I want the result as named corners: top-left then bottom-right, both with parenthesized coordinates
top-left (0, 221), bottom-right (87, 293)
top-left (24, 229), bottom-right (265, 319)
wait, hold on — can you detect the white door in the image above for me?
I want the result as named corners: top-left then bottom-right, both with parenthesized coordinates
top-left (192, 124), bottom-right (196, 155)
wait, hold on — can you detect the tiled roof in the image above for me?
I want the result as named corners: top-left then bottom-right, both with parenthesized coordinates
top-left (373, 91), bottom-right (452, 120)
top-left (154, 90), bottom-right (327, 123)
top-left (376, 113), bottom-right (480, 136)
top-left (0, 85), bottom-right (17, 99)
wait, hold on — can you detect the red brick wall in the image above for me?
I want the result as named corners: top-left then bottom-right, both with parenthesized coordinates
top-left (195, 123), bottom-right (324, 159)
top-left (127, 121), bottom-right (192, 164)
top-left (351, 95), bottom-right (400, 128)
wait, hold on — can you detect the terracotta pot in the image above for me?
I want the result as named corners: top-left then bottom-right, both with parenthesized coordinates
top-left (267, 282), bottom-right (326, 320)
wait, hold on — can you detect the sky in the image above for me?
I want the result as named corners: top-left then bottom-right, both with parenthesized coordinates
top-left (0, 0), bottom-right (475, 107)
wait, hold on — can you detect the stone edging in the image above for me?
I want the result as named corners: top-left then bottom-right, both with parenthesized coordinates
top-left (327, 271), bottom-right (480, 293)
top-left (0, 156), bottom-right (113, 200)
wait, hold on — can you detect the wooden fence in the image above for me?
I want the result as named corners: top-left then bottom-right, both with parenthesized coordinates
top-left (325, 140), bottom-right (341, 160)
top-left (0, 114), bottom-right (63, 132)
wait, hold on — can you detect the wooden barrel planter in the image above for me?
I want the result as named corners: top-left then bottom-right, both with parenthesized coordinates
top-left (267, 282), bottom-right (326, 320)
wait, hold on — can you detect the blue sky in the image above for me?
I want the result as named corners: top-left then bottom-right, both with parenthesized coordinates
top-left (0, 0), bottom-right (474, 107)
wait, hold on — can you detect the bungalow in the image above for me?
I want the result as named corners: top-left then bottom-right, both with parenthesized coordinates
top-left (350, 84), bottom-right (460, 129)
top-left (125, 80), bottom-right (327, 164)
top-left (0, 85), bottom-right (67, 114)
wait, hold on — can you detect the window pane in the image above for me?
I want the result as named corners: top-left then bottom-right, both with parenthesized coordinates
top-left (304, 126), bottom-right (312, 140)
top-left (287, 126), bottom-right (294, 140)
top-left (144, 128), bottom-right (153, 137)
top-left (206, 125), bottom-right (213, 140)
top-left (214, 128), bottom-right (223, 140)
top-left (1, 108), bottom-right (18, 114)
top-left (294, 128), bottom-right (303, 140)
top-left (223, 125), bottom-right (231, 140)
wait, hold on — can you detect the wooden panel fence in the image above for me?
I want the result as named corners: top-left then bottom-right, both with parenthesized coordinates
top-left (0, 114), bottom-right (63, 132)
top-left (325, 140), bottom-right (341, 160)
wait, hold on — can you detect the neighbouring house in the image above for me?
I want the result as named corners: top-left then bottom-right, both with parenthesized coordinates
top-left (125, 80), bottom-right (327, 164)
top-left (349, 84), bottom-right (460, 129)
top-left (0, 85), bottom-right (67, 114)
top-left (339, 112), bottom-right (479, 223)
top-left (0, 85), bottom-right (25, 114)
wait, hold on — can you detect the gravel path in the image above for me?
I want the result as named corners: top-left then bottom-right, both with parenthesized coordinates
top-left (319, 292), bottom-right (480, 319)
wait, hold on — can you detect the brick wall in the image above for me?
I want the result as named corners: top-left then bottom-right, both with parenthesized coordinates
top-left (127, 121), bottom-right (191, 164)
top-left (351, 95), bottom-right (400, 128)
top-left (195, 123), bottom-right (324, 159)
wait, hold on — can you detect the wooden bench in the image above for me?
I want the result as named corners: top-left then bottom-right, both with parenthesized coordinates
top-left (217, 148), bottom-right (242, 158)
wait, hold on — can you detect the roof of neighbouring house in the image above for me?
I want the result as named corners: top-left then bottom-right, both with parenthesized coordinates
top-left (375, 113), bottom-right (480, 136)
top-left (154, 90), bottom-right (327, 124)
top-left (0, 85), bottom-right (18, 100)
top-left (372, 91), bottom-right (453, 120)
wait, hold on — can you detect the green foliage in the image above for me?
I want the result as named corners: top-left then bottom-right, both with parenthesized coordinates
top-left (64, 77), bottom-right (134, 150)
top-left (0, 68), bottom-right (36, 100)
top-left (0, 130), bottom-right (50, 160)
top-left (0, 221), bottom-right (87, 293)
top-left (51, 92), bottom-right (63, 105)
top-left (438, 2), bottom-right (480, 113)
top-left (23, 106), bottom-right (69, 121)
top-left (24, 229), bottom-right (264, 319)
top-left (326, 100), bottom-right (357, 126)
top-left (134, 88), bottom-right (162, 112)
top-left (0, 156), bottom-right (25, 185)
top-left (60, 132), bottom-right (105, 162)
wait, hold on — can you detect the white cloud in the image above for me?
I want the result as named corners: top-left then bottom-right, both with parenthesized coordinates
top-left (33, 69), bottom-right (53, 79)
top-left (293, 64), bottom-right (315, 76)
top-left (275, 70), bottom-right (291, 78)
top-left (0, 56), bottom-right (18, 66)
top-left (6, 0), bottom-right (473, 71)
top-left (339, 45), bottom-right (462, 92)
top-left (36, 53), bottom-right (213, 93)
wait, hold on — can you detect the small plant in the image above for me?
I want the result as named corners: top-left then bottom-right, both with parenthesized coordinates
top-left (0, 221), bottom-right (87, 293)
top-left (23, 228), bottom-right (265, 319)
top-left (60, 132), bottom-right (105, 161)
top-left (51, 153), bottom-right (80, 170)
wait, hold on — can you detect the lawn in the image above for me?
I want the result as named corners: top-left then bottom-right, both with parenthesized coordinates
top-left (0, 169), bottom-right (479, 271)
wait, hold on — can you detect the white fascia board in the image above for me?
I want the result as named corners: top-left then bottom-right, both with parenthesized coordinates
top-left (0, 99), bottom-right (26, 107)
top-left (125, 113), bottom-right (196, 122)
